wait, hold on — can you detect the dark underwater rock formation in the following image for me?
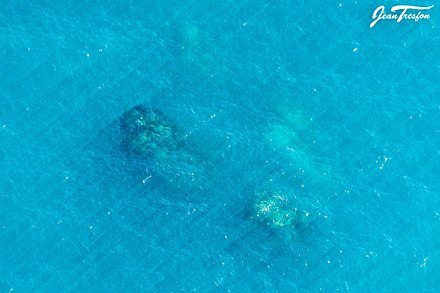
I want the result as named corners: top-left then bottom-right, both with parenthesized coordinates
top-left (254, 191), bottom-right (311, 230)
top-left (120, 105), bottom-right (176, 158)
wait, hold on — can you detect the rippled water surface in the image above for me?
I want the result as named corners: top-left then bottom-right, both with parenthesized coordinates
top-left (0, 1), bottom-right (439, 292)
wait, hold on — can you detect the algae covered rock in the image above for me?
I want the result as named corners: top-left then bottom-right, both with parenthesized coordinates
top-left (120, 105), bottom-right (176, 158)
top-left (254, 191), bottom-right (311, 230)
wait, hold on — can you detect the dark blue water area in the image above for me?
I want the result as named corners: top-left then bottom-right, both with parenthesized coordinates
top-left (0, 1), bottom-right (439, 292)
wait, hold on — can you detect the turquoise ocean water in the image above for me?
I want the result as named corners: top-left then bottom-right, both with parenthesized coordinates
top-left (1, 1), bottom-right (439, 292)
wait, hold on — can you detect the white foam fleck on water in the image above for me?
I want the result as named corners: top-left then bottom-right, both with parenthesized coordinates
top-left (142, 175), bottom-right (152, 183)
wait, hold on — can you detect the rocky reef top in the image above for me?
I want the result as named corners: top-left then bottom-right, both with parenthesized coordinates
top-left (120, 105), bottom-right (176, 158)
top-left (254, 190), bottom-right (311, 230)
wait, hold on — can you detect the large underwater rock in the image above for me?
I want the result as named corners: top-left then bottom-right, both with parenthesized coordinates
top-left (120, 105), bottom-right (176, 158)
top-left (254, 191), bottom-right (311, 230)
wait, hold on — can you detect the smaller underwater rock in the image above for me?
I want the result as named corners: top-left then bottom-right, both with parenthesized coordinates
top-left (254, 191), bottom-right (311, 230)
top-left (120, 105), bottom-right (176, 158)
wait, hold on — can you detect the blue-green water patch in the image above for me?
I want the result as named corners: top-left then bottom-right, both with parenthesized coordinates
top-left (1, 1), bottom-right (439, 292)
